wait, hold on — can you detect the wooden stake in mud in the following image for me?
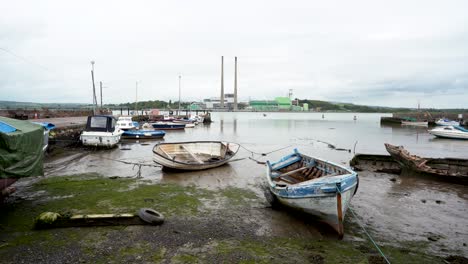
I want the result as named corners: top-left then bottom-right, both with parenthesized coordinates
top-left (336, 182), bottom-right (344, 239)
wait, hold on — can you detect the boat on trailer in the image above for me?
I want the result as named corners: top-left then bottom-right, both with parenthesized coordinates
top-left (80, 116), bottom-right (123, 147)
top-left (428, 126), bottom-right (468, 140)
top-left (384, 143), bottom-right (468, 184)
top-left (265, 149), bottom-right (358, 238)
top-left (153, 141), bottom-right (240, 170)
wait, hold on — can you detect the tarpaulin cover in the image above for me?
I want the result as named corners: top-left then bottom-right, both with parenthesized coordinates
top-left (0, 117), bottom-right (44, 178)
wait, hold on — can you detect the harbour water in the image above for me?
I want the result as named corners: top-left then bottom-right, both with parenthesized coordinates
top-left (44, 112), bottom-right (468, 256)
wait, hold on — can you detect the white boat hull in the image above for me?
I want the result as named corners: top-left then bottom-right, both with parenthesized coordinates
top-left (401, 121), bottom-right (428, 126)
top-left (429, 127), bottom-right (468, 140)
top-left (435, 120), bottom-right (459, 126)
top-left (275, 184), bottom-right (357, 231)
top-left (80, 131), bottom-right (122, 147)
top-left (153, 141), bottom-right (240, 170)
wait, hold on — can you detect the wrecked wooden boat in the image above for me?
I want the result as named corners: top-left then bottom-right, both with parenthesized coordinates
top-left (349, 154), bottom-right (402, 174)
top-left (265, 149), bottom-right (358, 238)
top-left (384, 143), bottom-right (468, 184)
top-left (152, 141), bottom-right (240, 170)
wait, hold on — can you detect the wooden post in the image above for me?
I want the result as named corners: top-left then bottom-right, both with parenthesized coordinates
top-left (336, 183), bottom-right (344, 239)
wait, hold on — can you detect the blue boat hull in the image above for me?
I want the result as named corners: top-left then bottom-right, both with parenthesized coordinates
top-left (151, 123), bottom-right (185, 130)
top-left (122, 130), bottom-right (165, 139)
top-left (266, 149), bottom-right (358, 238)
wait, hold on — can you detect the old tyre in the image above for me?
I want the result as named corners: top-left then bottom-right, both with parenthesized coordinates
top-left (138, 208), bottom-right (164, 225)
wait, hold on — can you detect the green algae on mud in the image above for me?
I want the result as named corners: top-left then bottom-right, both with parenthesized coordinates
top-left (0, 174), bottom-right (450, 263)
top-left (0, 174), bottom-right (258, 247)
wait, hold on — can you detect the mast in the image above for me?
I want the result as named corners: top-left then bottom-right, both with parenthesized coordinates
top-left (220, 56), bottom-right (224, 108)
top-left (234, 56), bottom-right (238, 111)
top-left (90, 61), bottom-right (96, 114)
top-left (135, 81), bottom-right (138, 115)
top-left (178, 75), bottom-right (181, 115)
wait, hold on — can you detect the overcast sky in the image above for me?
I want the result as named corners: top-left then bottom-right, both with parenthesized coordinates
top-left (1, 0), bottom-right (467, 108)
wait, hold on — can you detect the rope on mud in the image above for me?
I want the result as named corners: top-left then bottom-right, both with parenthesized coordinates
top-left (239, 144), bottom-right (292, 156)
top-left (239, 144), bottom-right (291, 165)
top-left (336, 185), bottom-right (391, 264)
top-left (100, 157), bottom-right (161, 168)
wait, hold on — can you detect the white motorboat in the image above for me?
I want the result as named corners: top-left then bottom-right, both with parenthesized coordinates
top-left (80, 116), bottom-right (123, 147)
top-left (435, 118), bottom-right (459, 126)
top-left (429, 126), bottom-right (468, 140)
top-left (116, 116), bottom-right (138, 130)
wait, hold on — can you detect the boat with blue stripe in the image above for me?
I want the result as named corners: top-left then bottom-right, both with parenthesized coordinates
top-left (121, 130), bottom-right (165, 139)
top-left (265, 149), bottom-right (358, 238)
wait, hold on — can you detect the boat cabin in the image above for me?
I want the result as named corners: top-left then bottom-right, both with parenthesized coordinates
top-left (85, 115), bottom-right (117, 133)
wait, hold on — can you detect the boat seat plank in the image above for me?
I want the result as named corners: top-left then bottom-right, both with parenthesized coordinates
top-left (278, 166), bottom-right (309, 178)
top-left (159, 148), bottom-right (173, 160)
top-left (278, 175), bottom-right (300, 184)
top-left (180, 145), bottom-right (204, 164)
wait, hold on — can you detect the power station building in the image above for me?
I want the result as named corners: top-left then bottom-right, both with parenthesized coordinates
top-left (249, 97), bottom-right (303, 111)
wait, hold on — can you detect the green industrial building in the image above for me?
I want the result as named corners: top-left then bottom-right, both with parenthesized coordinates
top-left (250, 97), bottom-right (299, 111)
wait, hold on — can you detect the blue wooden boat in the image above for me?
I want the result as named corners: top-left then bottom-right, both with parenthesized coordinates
top-left (122, 130), bottom-right (165, 139)
top-left (266, 149), bottom-right (358, 238)
top-left (151, 122), bottom-right (186, 130)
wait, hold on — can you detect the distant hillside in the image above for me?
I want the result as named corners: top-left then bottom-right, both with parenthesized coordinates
top-left (297, 99), bottom-right (410, 113)
top-left (0, 101), bottom-right (89, 109)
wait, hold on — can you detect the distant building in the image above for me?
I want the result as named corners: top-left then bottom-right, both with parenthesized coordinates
top-left (275, 97), bottom-right (292, 111)
top-left (203, 93), bottom-right (235, 109)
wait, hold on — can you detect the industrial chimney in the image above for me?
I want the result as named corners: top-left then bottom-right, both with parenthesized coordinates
top-left (234, 56), bottom-right (238, 111)
top-left (220, 56), bottom-right (224, 108)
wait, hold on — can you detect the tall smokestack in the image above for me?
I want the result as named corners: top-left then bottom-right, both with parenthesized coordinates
top-left (220, 56), bottom-right (224, 108)
top-left (234, 56), bottom-right (238, 111)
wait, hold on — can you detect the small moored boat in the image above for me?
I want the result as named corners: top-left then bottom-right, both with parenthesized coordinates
top-left (153, 141), bottom-right (240, 170)
top-left (401, 121), bottom-right (428, 126)
top-left (122, 130), bottom-right (165, 139)
top-left (151, 122), bottom-right (186, 130)
top-left (428, 126), bottom-right (468, 140)
top-left (435, 118), bottom-right (459, 126)
top-left (116, 116), bottom-right (138, 131)
top-left (80, 116), bottom-right (123, 147)
top-left (265, 149), bottom-right (358, 238)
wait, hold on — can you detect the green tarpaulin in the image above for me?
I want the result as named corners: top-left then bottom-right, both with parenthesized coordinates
top-left (0, 117), bottom-right (44, 178)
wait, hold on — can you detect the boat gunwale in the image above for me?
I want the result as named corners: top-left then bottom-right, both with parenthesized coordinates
top-left (266, 151), bottom-right (358, 198)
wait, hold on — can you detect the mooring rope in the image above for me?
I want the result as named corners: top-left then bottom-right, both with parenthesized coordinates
top-left (239, 144), bottom-right (292, 156)
top-left (336, 185), bottom-right (391, 264)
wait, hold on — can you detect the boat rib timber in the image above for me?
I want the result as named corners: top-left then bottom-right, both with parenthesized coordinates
top-left (152, 141), bottom-right (240, 170)
top-left (384, 143), bottom-right (468, 184)
top-left (266, 149), bottom-right (358, 238)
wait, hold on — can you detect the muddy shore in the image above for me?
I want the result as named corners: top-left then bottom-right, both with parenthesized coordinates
top-left (1, 149), bottom-right (467, 263)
